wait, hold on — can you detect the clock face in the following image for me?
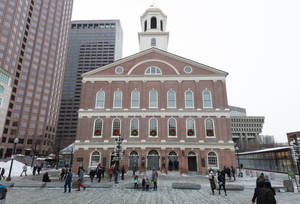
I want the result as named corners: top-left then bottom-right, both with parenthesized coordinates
top-left (115, 66), bottom-right (124, 74)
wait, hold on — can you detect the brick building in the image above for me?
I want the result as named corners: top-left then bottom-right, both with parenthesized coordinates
top-left (73, 6), bottom-right (235, 174)
top-left (287, 131), bottom-right (300, 145)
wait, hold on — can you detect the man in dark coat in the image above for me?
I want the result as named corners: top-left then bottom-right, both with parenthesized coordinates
top-left (218, 171), bottom-right (227, 196)
top-left (0, 168), bottom-right (5, 180)
top-left (113, 164), bottom-right (119, 184)
top-left (64, 169), bottom-right (72, 193)
top-left (96, 166), bottom-right (102, 182)
top-left (231, 166), bottom-right (236, 181)
top-left (121, 166), bottom-right (125, 180)
top-left (252, 181), bottom-right (276, 204)
top-left (42, 172), bottom-right (51, 182)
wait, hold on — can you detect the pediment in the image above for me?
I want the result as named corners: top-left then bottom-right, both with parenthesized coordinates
top-left (82, 48), bottom-right (228, 78)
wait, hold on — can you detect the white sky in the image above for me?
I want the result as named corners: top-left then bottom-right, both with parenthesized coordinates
top-left (72, 0), bottom-right (300, 143)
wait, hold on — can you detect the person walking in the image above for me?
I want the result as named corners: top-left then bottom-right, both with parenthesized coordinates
top-left (209, 170), bottom-right (216, 195)
top-left (108, 166), bottom-right (113, 182)
top-left (121, 166), bottom-right (125, 180)
top-left (134, 175), bottom-right (139, 189)
top-left (64, 169), bottom-right (72, 193)
top-left (20, 164), bottom-right (28, 176)
top-left (218, 171), bottom-right (227, 196)
top-left (0, 167), bottom-right (5, 181)
top-left (77, 168), bottom-right (86, 191)
top-left (231, 166), bottom-right (236, 181)
top-left (89, 168), bottom-right (96, 182)
top-left (152, 168), bottom-right (158, 191)
top-left (252, 181), bottom-right (276, 204)
top-left (32, 165), bottom-right (37, 176)
top-left (37, 165), bottom-right (42, 175)
top-left (101, 166), bottom-right (105, 178)
top-left (96, 166), bottom-right (102, 182)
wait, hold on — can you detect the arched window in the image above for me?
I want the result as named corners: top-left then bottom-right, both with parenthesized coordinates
top-left (186, 119), bottom-right (195, 136)
top-left (151, 17), bottom-right (157, 29)
top-left (203, 89), bottom-right (212, 108)
top-left (113, 90), bottom-right (122, 108)
top-left (167, 90), bottom-right (176, 108)
top-left (94, 119), bottom-right (103, 136)
top-left (149, 89), bottom-right (158, 108)
top-left (95, 90), bottom-right (105, 108)
top-left (185, 90), bottom-right (194, 108)
top-left (151, 38), bottom-right (156, 47)
top-left (168, 118), bottom-right (176, 137)
top-left (145, 66), bottom-right (162, 75)
top-left (144, 20), bottom-right (147, 32)
top-left (0, 85), bottom-right (3, 94)
top-left (131, 90), bottom-right (140, 108)
top-left (207, 152), bottom-right (218, 167)
top-left (90, 151), bottom-right (101, 167)
top-left (205, 118), bottom-right (215, 137)
top-left (130, 119), bottom-right (139, 136)
top-left (112, 118), bottom-right (121, 136)
top-left (149, 118), bottom-right (158, 136)
top-left (160, 20), bottom-right (163, 31)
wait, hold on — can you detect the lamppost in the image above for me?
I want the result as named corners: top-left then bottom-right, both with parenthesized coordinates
top-left (31, 139), bottom-right (41, 167)
top-left (113, 135), bottom-right (123, 184)
top-left (235, 145), bottom-right (241, 177)
top-left (290, 139), bottom-right (300, 185)
top-left (6, 138), bottom-right (19, 181)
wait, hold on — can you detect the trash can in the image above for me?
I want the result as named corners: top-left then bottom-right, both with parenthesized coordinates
top-left (0, 184), bottom-right (7, 203)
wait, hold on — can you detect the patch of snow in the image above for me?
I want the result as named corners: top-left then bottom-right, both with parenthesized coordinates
top-left (0, 160), bottom-right (33, 178)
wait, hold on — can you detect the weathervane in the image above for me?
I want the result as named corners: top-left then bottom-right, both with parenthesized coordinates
top-left (150, 0), bottom-right (157, 7)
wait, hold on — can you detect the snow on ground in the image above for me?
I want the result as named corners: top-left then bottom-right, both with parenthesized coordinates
top-left (0, 160), bottom-right (33, 178)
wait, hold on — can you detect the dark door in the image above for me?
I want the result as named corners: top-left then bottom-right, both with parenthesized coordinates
top-left (188, 156), bottom-right (197, 171)
top-left (147, 150), bottom-right (160, 170)
top-left (129, 151), bottom-right (139, 170)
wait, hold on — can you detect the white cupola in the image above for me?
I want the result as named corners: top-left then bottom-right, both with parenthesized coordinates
top-left (138, 6), bottom-right (169, 51)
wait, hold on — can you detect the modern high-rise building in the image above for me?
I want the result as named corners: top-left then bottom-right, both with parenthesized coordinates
top-left (56, 20), bottom-right (123, 149)
top-left (0, 0), bottom-right (73, 158)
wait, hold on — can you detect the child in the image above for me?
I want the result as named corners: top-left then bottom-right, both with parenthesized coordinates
top-left (142, 177), bottom-right (146, 191)
top-left (134, 176), bottom-right (139, 189)
top-left (145, 178), bottom-right (150, 191)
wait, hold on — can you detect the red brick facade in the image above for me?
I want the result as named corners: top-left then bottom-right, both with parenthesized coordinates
top-left (73, 48), bottom-right (236, 174)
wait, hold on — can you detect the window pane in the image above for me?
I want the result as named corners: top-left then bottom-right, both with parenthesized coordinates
top-left (114, 90), bottom-right (122, 108)
top-left (113, 119), bottom-right (121, 136)
top-left (150, 119), bottom-right (157, 136)
top-left (185, 91), bottom-right (193, 108)
top-left (149, 90), bottom-right (158, 108)
top-left (168, 90), bottom-right (176, 108)
top-left (206, 119), bottom-right (214, 136)
top-left (169, 118), bottom-right (176, 136)
top-left (187, 119), bottom-right (195, 136)
top-left (131, 119), bottom-right (138, 136)
top-left (94, 119), bottom-right (102, 136)
top-left (203, 90), bottom-right (212, 108)
top-left (96, 91), bottom-right (104, 108)
top-left (131, 90), bottom-right (139, 108)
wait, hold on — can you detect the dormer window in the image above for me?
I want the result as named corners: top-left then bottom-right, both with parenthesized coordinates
top-left (151, 17), bottom-right (157, 29)
top-left (145, 66), bottom-right (162, 75)
top-left (151, 38), bottom-right (156, 47)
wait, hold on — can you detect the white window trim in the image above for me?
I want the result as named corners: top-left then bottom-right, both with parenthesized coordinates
top-left (167, 89), bottom-right (176, 109)
top-left (186, 118), bottom-right (196, 138)
top-left (144, 66), bottom-right (162, 75)
top-left (184, 89), bottom-right (194, 109)
top-left (207, 151), bottom-right (219, 168)
top-left (187, 151), bottom-right (198, 172)
top-left (202, 89), bottom-right (213, 109)
top-left (111, 118), bottom-right (121, 138)
top-left (129, 118), bottom-right (139, 137)
top-left (167, 118), bottom-right (177, 138)
top-left (113, 89), bottom-right (122, 109)
top-left (131, 89), bottom-right (140, 109)
top-left (89, 151), bottom-right (101, 168)
top-left (92, 118), bottom-right (103, 138)
top-left (149, 89), bottom-right (158, 109)
top-left (95, 90), bottom-right (105, 109)
top-left (205, 118), bottom-right (216, 138)
top-left (148, 118), bottom-right (158, 138)
top-left (115, 66), bottom-right (124, 74)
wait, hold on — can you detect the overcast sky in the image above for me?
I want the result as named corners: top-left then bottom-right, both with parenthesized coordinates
top-left (72, 0), bottom-right (300, 143)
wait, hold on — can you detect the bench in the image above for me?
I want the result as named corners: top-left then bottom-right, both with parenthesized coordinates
top-left (172, 183), bottom-right (201, 190)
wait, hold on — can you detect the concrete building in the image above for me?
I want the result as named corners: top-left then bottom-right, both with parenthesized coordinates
top-left (73, 6), bottom-right (235, 174)
top-left (0, 0), bottom-right (73, 158)
top-left (229, 106), bottom-right (264, 148)
top-left (0, 68), bottom-right (12, 138)
top-left (56, 20), bottom-right (123, 149)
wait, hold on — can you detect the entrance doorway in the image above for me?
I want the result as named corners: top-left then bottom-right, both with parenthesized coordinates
top-left (129, 151), bottom-right (139, 170)
top-left (168, 151), bottom-right (179, 171)
top-left (147, 150), bottom-right (160, 170)
top-left (188, 152), bottom-right (197, 171)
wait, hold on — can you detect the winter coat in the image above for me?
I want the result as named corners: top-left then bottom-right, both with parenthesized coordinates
top-left (152, 170), bottom-right (157, 182)
top-left (252, 187), bottom-right (276, 204)
top-left (42, 173), bottom-right (51, 182)
top-left (209, 174), bottom-right (216, 190)
top-left (65, 172), bottom-right (73, 184)
top-left (217, 174), bottom-right (225, 185)
top-left (79, 169), bottom-right (85, 182)
top-left (1, 168), bottom-right (5, 176)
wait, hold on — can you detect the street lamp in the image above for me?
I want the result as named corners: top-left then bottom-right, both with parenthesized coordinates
top-left (113, 135), bottom-right (123, 184)
top-left (6, 138), bottom-right (19, 181)
top-left (235, 145), bottom-right (241, 177)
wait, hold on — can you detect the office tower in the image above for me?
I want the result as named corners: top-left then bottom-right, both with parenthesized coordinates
top-left (0, 0), bottom-right (73, 158)
top-left (56, 20), bottom-right (123, 149)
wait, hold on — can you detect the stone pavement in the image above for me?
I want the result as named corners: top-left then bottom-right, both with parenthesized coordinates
top-left (2, 170), bottom-right (300, 204)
